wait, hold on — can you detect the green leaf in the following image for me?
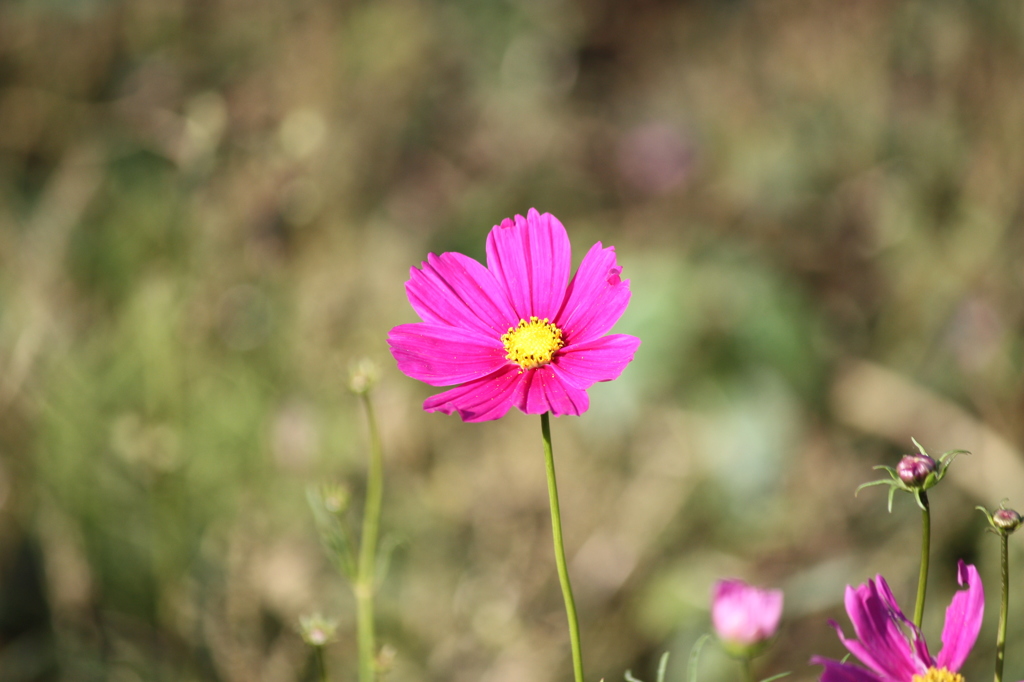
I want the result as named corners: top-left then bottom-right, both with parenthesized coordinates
top-left (656, 652), bottom-right (670, 682)
top-left (911, 437), bottom-right (928, 456)
top-left (760, 672), bottom-right (792, 682)
top-left (374, 533), bottom-right (403, 587)
top-left (307, 486), bottom-right (357, 579)
top-left (688, 634), bottom-right (711, 682)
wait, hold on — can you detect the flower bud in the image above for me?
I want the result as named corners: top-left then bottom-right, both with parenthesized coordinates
top-left (712, 579), bottom-right (783, 657)
top-left (299, 614), bottom-right (338, 647)
top-left (896, 453), bottom-right (937, 487)
top-left (993, 507), bottom-right (1022, 532)
top-left (376, 644), bottom-right (397, 673)
top-left (320, 483), bottom-right (350, 514)
top-left (348, 358), bottom-right (380, 395)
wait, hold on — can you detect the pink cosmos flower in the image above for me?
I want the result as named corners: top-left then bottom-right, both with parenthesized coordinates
top-left (712, 579), bottom-right (784, 651)
top-left (388, 208), bottom-right (641, 422)
top-left (812, 561), bottom-right (984, 682)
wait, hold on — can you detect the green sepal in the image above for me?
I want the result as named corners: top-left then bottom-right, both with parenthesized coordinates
top-left (855, 478), bottom-right (898, 495)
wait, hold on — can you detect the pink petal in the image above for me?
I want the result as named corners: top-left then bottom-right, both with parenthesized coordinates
top-left (406, 252), bottom-right (517, 336)
top-left (485, 208), bottom-right (571, 322)
top-left (553, 334), bottom-right (641, 389)
top-left (388, 323), bottom-right (507, 386)
top-left (516, 366), bottom-right (590, 416)
top-left (811, 657), bottom-right (883, 682)
top-left (555, 242), bottom-right (631, 345)
top-left (422, 365), bottom-right (525, 422)
top-left (875, 573), bottom-right (933, 665)
top-left (840, 579), bottom-right (924, 681)
top-left (936, 561), bottom-right (984, 671)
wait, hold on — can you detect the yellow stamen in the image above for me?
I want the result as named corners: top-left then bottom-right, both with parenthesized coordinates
top-left (912, 668), bottom-right (964, 682)
top-left (501, 316), bottom-right (564, 370)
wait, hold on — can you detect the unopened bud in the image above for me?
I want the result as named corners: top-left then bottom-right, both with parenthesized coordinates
top-left (348, 358), bottom-right (380, 395)
top-left (321, 482), bottom-right (350, 514)
top-left (896, 453), bottom-right (936, 487)
top-left (376, 644), bottom-right (397, 673)
top-left (993, 508), bottom-right (1022, 532)
top-left (711, 579), bottom-right (782, 657)
top-left (299, 614), bottom-right (337, 647)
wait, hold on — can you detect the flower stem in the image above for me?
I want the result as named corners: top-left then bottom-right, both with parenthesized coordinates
top-left (913, 491), bottom-right (930, 629)
top-left (315, 645), bottom-right (329, 682)
top-left (995, 530), bottom-right (1009, 682)
top-left (356, 392), bottom-right (384, 682)
top-left (741, 656), bottom-right (754, 682)
top-left (540, 412), bottom-right (585, 682)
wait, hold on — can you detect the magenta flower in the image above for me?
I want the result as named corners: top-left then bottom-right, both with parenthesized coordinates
top-left (388, 209), bottom-right (640, 422)
top-left (813, 561), bottom-right (984, 682)
top-left (712, 579), bottom-right (784, 652)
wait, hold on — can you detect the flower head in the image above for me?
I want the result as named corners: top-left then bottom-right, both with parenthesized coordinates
top-left (299, 613), bottom-right (338, 647)
top-left (978, 501), bottom-right (1022, 535)
top-left (388, 209), bottom-right (641, 422)
top-left (896, 454), bottom-right (937, 487)
top-left (993, 507), bottom-right (1022, 531)
top-left (712, 579), bottom-right (783, 655)
top-left (857, 439), bottom-right (968, 512)
top-left (812, 561), bottom-right (984, 682)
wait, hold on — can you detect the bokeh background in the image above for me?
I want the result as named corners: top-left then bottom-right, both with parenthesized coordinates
top-left (2, 0), bottom-right (1024, 680)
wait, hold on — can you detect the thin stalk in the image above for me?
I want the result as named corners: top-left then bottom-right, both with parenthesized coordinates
top-left (913, 491), bottom-right (931, 629)
top-left (995, 531), bottom-right (1009, 682)
top-left (741, 656), bottom-right (754, 682)
top-left (314, 646), bottom-right (329, 682)
top-left (540, 412), bottom-right (585, 682)
top-left (356, 392), bottom-right (384, 682)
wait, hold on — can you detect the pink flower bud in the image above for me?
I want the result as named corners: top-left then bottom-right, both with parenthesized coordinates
top-left (993, 508), bottom-right (1022, 532)
top-left (896, 453), bottom-right (937, 487)
top-left (711, 579), bottom-right (783, 652)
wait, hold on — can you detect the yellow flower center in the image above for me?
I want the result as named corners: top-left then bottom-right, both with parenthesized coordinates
top-left (912, 668), bottom-right (964, 682)
top-left (501, 317), bottom-right (564, 370)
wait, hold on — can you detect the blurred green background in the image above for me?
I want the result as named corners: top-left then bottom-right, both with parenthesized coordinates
top-left (2, 0), bottom-right (1024, 680)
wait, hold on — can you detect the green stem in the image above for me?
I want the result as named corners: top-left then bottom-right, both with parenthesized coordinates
top-left (315, 645), bottom-right (329, 682)
top-left (995, 531), bottom-right (1009, 682)
top-left (356, 392), bottom-right (384, 682)
top-left (541, 412), bottom-right (585, 682)
top-left (741, 656), bottom-right (754, 682)
top-left (913, 491), bottom-right (930, 629)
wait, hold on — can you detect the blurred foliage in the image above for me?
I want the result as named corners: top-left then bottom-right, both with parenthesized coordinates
top-left (2, 0), bottom-right (1024, 681)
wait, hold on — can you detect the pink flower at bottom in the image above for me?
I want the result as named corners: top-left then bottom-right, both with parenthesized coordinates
top-left (712, 579), bottom-right (784, 650)
top-left (812, 560), bottom-right (984, 682)
top-left (388, 208), bottom-right (641, 422)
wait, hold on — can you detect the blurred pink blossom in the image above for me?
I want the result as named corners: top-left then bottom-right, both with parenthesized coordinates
top-left (712, 579), bottom-right (783, 649)
top-left (616, 123), bottom-right (694, 196)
